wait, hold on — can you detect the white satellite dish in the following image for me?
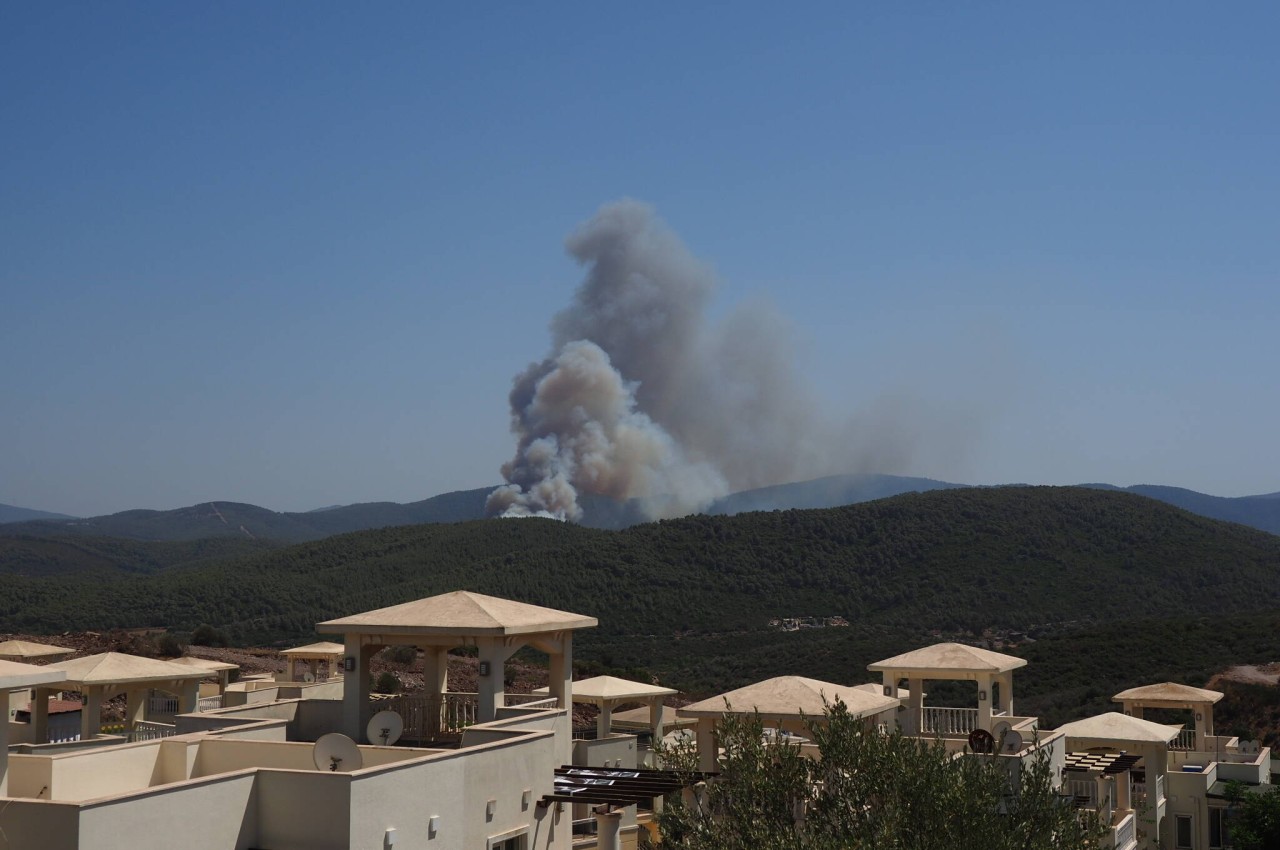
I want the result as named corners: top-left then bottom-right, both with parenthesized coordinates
top-left (991, 720), bottom-right (1021, 753)
top-left (302, 672), bottom-right (316, 683)
top-left (313, 733), bottom-right (363, 772)
top-left (367, 710), bottom-right (404, 746)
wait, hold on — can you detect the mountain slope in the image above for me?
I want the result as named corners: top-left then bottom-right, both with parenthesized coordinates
top-left (1081, 484), bottom-right (1280, 535)
top-left (705, 473), bottom-right (966, 515)
top-left (0, 503), bottom-right (76, 524)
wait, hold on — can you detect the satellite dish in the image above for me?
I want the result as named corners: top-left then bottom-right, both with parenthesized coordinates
top-left (313, 733), bottom-right (363, 772)
top-left (302, 672), bottom-right (316, 683)
top-left (1001, 729), bottom-right (1024, 754)
top-left (968, 728), bottom-right (995, 753)
top-left (367, 710), bottom-right (404, 746)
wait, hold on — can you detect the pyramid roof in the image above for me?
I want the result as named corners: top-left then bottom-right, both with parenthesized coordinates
top-left (317, 591), bottom-right (597, 637)
top-left (1055, 712), bottom-right (1182, 745)
top-left (0, 658), bottom-right (68, 689)
top-left (868, 642), bottom-right (1027, 674)
top-left (1113, 682), bottom-right (1224, 705)
top-left (279, 641), bottom-right (345, 657)
top-left (678, 676), bottom-right (899, 720)
top-left (168, 656), bottom-right (240, 673)
top-left (0, 639), bottom-right (75, 660)
top-left (45, 652), bottom-right (210, 688)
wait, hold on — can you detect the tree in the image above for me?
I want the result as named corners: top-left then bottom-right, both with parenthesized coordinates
top-left (656, 700), bottom-right (1105, 850)
top-left (1226, 783), bottom-right (1280, 850)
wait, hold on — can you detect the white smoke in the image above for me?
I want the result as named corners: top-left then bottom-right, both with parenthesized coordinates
top-left (488, 198), bottom-right (955, 522)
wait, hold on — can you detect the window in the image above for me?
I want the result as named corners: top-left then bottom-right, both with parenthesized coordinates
top-left (1209, 807), bottom-right (1227, 849)
top-left (1175, 814), bottom-right (1194, 849)
top-left (488, 832), bottom-right (527, 850)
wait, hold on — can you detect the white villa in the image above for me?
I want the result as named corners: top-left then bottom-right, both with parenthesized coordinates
top-left (1, 594), bottom-right (1274, 850)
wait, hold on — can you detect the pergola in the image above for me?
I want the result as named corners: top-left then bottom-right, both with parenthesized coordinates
top-left (867, 642), bottom-right (1027, 737)
top-left (1113, 682), bottom-right (1222, 751)
top-left (1, 659), bottom-right (66, 795)
top-left (168, 656), bottom-right (240, 695)
top-left (316, 590), bottom-right (597, 743)
top-left (34, 652), bottom-right (211, 741)
top-left (677, 676), bottom-right (900, 771)
top-left (1054, 711), bottom-right (1181, 844)
top-left (279, 641), bottom-right (344, 682)
top-left (0, 639), bottom-right (75, 662)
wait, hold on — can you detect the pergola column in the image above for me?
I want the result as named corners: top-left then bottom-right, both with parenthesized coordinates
top-left (695, 716), bottom-right (717, 773)
top-left (81, 688), bottom-right (103, 739)
top-left (178, 680), bottom-right (199, 714)
top-left (477, 638), bottom-right (518, 723)
top-left (1196, 703), bottom-right (1213, 751)
top-left (0, 704), bottom-right (9, 795)
top-left (1001, 672), bottom-right (1014, 716)
top-left (422, 647), bottom-right (448, 738)
top-left (218, 670), bottom-right (230, 694)
top-left (548, 632), bottom-right (573, 712)
top-left (649, 700), bottom-right (666, 768)
top-left (907, 676), bottom-right (923, 736)
top-left (32, 687), bottom-right (50, 743)
top-left (286, 656), bottom-right (296, 682)
top-left (977, 673), bottom-right (993, 731)
top-left (126, 688), bottom-right (147, 731)
top-left (341, 637), bottom-right (377, 740)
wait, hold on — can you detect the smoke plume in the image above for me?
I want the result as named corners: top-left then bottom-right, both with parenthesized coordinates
top-left (488, 199), bottom-right (922, 521)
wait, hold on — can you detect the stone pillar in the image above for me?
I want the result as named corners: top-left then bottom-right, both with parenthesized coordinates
top-left (907, 676), bottom-right (923, 736)
top-left (649, 701), bottom-right (666, 768)
top-left (477, 639), bottom-right (517, 724)
top-left (420, 647), bottom-right (448, 737)
top-left (977, 674), bottom-right (993, 732)
top-left (548, 633), bottom-right (572, 711)
top-left (178, 680), bottom-right (199, 714)
top-left (594, 807), bottom-right (622, 850)
top-left (0, 705), bottom-right (10, 795)
top-left (696, 717), bottom-right (717, 773)
top-left (32, 687), bottom-right (50, 744)
top-left (342, 636), bottom-right (375, 741)
top-left (81, 689), bottom-right (102, 739)
top-left (125, 688), bottom-right (147, 732)
top-left (597, 701), bottom-right (613, 740)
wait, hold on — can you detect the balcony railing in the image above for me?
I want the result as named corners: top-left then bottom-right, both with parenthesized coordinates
top-left (1170, 728), bottom-right (1196, 751)
top-left (921, 707), bottom-right (978, 736)
top-left (130, 721), bottom-right (176, 742)
top-left (1112, 812), bottom-right (1136, 849)
top-left (376, 692), bottom-right (478, 741)
top-left (147, 695), bottom-right (179, 715)
top-left (197, 695), bottom-right (223, 712)
top-left (1132, 774), bottom-right (1165, 806)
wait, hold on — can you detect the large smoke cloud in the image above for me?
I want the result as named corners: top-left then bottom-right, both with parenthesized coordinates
top-left (487, 199), bottom-right (862, 521)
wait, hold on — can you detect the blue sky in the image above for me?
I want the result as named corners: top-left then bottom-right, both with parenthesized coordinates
top-left (2, 3), bottom-right (1277, 516)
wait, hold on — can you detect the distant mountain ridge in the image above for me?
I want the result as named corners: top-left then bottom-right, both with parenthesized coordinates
top-left (0, 503), bottom-right (77, 524)
top-left (2, 474), bottom-right (1277, 543)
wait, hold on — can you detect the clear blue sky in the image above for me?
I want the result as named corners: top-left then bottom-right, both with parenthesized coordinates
top-left (3, 2), bottom-right (1277, 517)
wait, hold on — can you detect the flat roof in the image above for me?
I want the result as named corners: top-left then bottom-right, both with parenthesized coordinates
top-left (678, 676), bottom-right (899, 720)
top-left (316, 590), bottom-right (598, 637)
top-left (868, 642), bottom-right (1027, 675)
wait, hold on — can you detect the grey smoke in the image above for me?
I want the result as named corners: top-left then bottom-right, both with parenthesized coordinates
top-left (487, 199), bottom-right (988, 521)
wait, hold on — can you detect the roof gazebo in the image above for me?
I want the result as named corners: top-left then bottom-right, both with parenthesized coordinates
top-left (678, 676), bottom-right (900, 771)
top-left (0, 639), bottom-right (75, 662)
top-left (1, 659), bottom-right (67, 795)
top-left (34, 653), bottom-right (211, 741)
top-left (1054, 711), bottom-right (1181, 837)
top-left (536, 675), bottom-right (677, 747)
top-left (1113, 682), bottom-right (1223, 752)
top-left (168, 656), bottom-right (241, 696)
top-left (278, 641), bottom-right (344, 683)
top-left (316, 591), bottom-right (597, 745)
top-left (868, 642), bottom-right (1028, 739)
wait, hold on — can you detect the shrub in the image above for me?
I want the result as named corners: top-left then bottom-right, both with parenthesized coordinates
top-left (372, 672), bottom-right (400, 694)
top-left (190, 624), bottom-right (230, 647)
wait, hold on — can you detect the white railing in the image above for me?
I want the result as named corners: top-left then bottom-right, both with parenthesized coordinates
top-left (1170, 728), bottom-right (1196, 751)
top-left (147, 695), bottom-right (179, 715)
top-left (378, 693), bottom-right (478, 741)
top-left (1112, 812), bottom-right (1136, 849)
top-left (921, 707), bottom-right (978, 736)
top-left (1133, 775), bottom-right (1165, 806)
top-left (506, 694), bottom-right (559, 709)
top-left (130, 721), bottom-right (176, 742)
top-left (197, 695), bottom-right (223, 712)
top-left (1066, 779), bottom-right (1098, 806)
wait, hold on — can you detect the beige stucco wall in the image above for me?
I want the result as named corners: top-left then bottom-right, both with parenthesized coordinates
top-left (6, 753), bottom-right (54, 798)
top-left (48, 742), bottom-right (163, 801)
top-left (0, 799), bottom-right (79, 847)
top-left (256, 770), bottom-right (353, 850)
top-left (78, 773), bottom-right (259, 850)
